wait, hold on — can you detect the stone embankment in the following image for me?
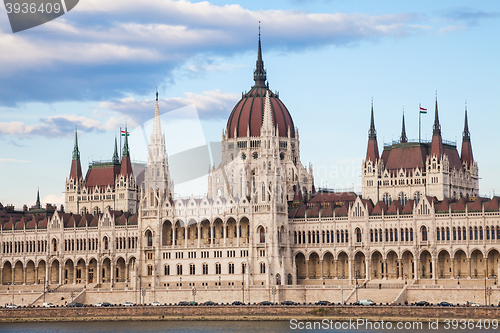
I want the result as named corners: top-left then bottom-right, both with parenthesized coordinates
top-left (0, 305), bottom-right (499, 322)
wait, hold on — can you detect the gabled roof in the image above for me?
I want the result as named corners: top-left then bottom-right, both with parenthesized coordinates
top-left (386, 201), bottom-right (403, 214)
top-left (84, 163), bottom-right (121, 189)
top-left (371, 201), bottom-right (388, 215)
top-left (307, 203), bottom-right (320, 218)
top-left (402, 200), bottom-right (414, 214)
top-left (485, 197), bottom-right (500, 211)
top-left (310, 192), bottom-right (357, 203)
top-left (435, 199), bottom-right (450, 213)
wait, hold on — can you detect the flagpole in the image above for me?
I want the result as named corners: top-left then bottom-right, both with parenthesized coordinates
top-left (419, 103), bottom-right (421, 143)
top-left (120, 126), bottom-right (122, 160)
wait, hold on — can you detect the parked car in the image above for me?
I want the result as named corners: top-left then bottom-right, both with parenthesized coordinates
top-left (465, 301), bottom-right (480, 307)
top-left (358, 299), bottom-right (376, 306)
top-left (257, 301), bottom-right (273, 306)
top-left (415, 301), bottom-right (430, 306)
top-left (5, 304), bottom-right (19, 309)
top-left (122, 302), bottom-right (135, 307)
top-left (438, 302), bottom-right (453, 307)
top-left (201, 301), bottom-right (217, 306)
top-left (315, 301), bottom-right (331, 306)
top-left (42, 302), bottom-right (55, 308)
top-left (95, 302), bottom-right (112, 307)
top-left (177, 301), bottom-right (190, 306)
top-left (232, 301), bottom-right (245, 305)
top-left (67, 302), bottom-right (85, 307)
top-left (281, 301), bottom-right (297, 306)
top-left (150, 301), bottom-right (161, 306)
top-left (187, 301), bottom-right (198, 306)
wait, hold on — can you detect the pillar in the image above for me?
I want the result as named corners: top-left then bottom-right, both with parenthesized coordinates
top-left (320, 260), bottom-right (324, 279)
top-left (73, 265), bottom-right (77, 284)
top-left (366, 258), bottom-right (370, 280)
top-left (305, 259), bottom-right (309, 279)
top-left (382, 259), bottom-right (387, 280)
top-left (111, 261), bottom-right (115, 285)
top-left (223, 223), bottom-right (227, 245)
top-left (467, 258), bottom-right (471, 279)
top-left (197, 225), bottom-right (201, 247)
top-left (414, 259), bottom-right (419, 281)
top-left (348, 258), bottom-right (353, 282)
top-left (236, 222), bottom-right (240, 247)
top-left (23, 268), bottom-right (26, 285)
top-left (34, 266), bottom-right (38, 285)
top-left (210, 225), bottom-right (214, 247)
top-left (398, 259), bottom-right (403, 279)
top-left (451, 257), bottom-right (455, 279)
top-left (85, 265), bottom-right (89, 285)
top-left (184, 227), bottom-right (188, 248)
top-left (172, 225), bottom-right (176, 246)
top-left (432, 258), bottom-right (437, 282)
top-left (97, 261), bottom-right (101, 285)
top-left (334, 260), bottom-right (338, 278)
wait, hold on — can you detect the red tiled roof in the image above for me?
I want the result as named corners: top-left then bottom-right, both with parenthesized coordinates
top-left (310, 192), bottom-right (357, 203)
top-left (402, 200), bottom-right (414, 214)
top-left (294, 204), bottom-right (306, 218)
top-left (386, 201), bottom-right (403, 214)
top-left (120, 156), bottom-right (133, 177)
top-left (436, 199), bottom-right (450, 213)
top-left (128, 215), bottom-right (138, 225)
top-left (69, 159), bottom-right (83, 181)
top-left (384, 145), bottom-right (427, 172)
top-left (485, 197), bottom-right (500, 211)
top-left (366, 138), bottom-right (379, 163)
top-left (371, 201), bottom-right (388, 215)
top-left (337, 204), bottom-right (348, 216)
top-left (85, 164), bottom-right (121, 189)
top-left (321, 204), bottom-right (334, 217)
top-left (307, 204), bottom-right (320, 218)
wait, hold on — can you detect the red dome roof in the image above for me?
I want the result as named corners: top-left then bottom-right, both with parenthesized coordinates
top-left (226, 87), bottom-right (295, 138)
top-left (226, 34), bottom-right (295, 139)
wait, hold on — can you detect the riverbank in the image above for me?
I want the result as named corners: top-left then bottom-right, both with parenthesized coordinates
top-left (0, 305), bottom-right (498, 323)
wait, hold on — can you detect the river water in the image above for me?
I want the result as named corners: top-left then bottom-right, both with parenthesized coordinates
top-left (0, 320), bottom-right (498, 333)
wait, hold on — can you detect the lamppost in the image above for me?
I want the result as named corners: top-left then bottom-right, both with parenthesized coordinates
top-left (272, 287), bottom-right (277, 304)
top-left (484, 270), bottom-right (487, 306)
top-left (12, 282), bottom-right (15, 306)
top-left (43, 278), bottom-right (46, 303)
top-left (192, 287), bottom-right (197, 303)
top-left (242, 264), bottom-right (245, 303)
top-left (141, 289), bottom-right (146, 305)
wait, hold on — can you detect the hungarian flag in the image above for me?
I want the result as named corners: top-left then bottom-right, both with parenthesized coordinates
top-left (121, 130), bottom-right (129, 137)
top-left (419, 106), bottom-right (427, 114)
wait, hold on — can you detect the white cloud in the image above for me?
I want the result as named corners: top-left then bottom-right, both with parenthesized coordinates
top-left (42, 193), bottom-right (65, 206)
top-left (0, 158), bottom-right (30, 163)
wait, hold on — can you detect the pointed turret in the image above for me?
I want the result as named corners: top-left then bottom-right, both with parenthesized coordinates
top-left (365, 100), bottom-right (379, 162)
top-left (120, 125), bottom-right (133, 176)
top-left (112, 136), bottom-right (119, 163)
top-left (260, 91), bottom-right (274, 136)
top-left (400, 112), bottom-right (408, 143)
top-left (461, 105), bottom-right (474, 165)
top-left (293, 182), bottom-right (303, 202)
top-left (36, 188), bottom-right (41, 209)
top-left (431, 95), bottom-right (443, 158)
top-left (69, 127), bottom-right (83, 181)
top-left (253, 25), bottom-right (267, 88)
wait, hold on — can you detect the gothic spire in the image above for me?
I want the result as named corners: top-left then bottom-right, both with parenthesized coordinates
top-left (112, 136), bottom-right (119, 163)
top-left (72, 127), bottom-right (80, 160)
top-left (36, 188), bottom-right (40, 209)
top-left (253, 23), bottom-right (267, 88)
top-left (122, 125), bottom-right (130, 157)
top-left (400, 111), bottom-right (407, 143)
top-left (433, 93), bottom-right (441, 136)
top-left (368, 99), bottom-right (376, 140)
top-left (463, 103), bottom-right (470, 142)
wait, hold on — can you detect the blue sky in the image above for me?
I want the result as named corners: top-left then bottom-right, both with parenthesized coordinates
top-left (0, 0), bottom-right (499, 208)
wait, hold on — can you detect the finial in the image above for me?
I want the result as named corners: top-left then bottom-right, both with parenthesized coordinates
top-left (400, 109), bottom-right (407, 143)
top-left (369, 99), bottom-right (376, 140)
top-left (259, 21), bottom-right (261, 38)
top-left (156, 87), bottom-right (158, 101)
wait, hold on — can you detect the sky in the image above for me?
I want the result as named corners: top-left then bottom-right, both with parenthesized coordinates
top-left (0, 0), bottom-right (499, 208)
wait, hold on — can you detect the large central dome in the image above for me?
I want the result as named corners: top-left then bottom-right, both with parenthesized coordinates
top-left (226, 36), bottom-right (295, 139)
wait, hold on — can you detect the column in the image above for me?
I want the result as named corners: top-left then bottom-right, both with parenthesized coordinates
top-left (184, 227), bottom-right (188, 248)
top-left (497, 260), bottom-right (500, 285)
top-left (236, 222), bottom-right (240, 247)
top-left (414, 259), bottom-right (419, 281)
top-left (34, 266), bottom-right (38, 285)
top-left (305, 259), bottom-right (309, 279)
top-left (467, 258), bottom-right (471, 279)
top-left (382, 259), bottom-right (387, 280)
top-left (451, 257), bottom-right (455, 279)
top-left (172, 226), bottom-right (176, 246)
top-left (111, 261), bottom-right (115, 286)
top-left (366, 259), bottom-right (370, 280)
top-left (223, 223), bottom-right (227, 245)
top-left (59, 263), bottom-right (63, 285)
top-left (197, 225), bottom-right (201, 248)
top-left (125, 263), bottom-right (130, 282)
top-left (432, 258), bottom-right (437, 282)
top-left (348, 258), bottom-right (352, 283)
top-left (85, 265), bottom-right (89, 285)
top-left (11, 267), bottom-right (15, 285)
top-left (73, 265), bottom-right (77, 284)
top-left (45, 264), bottom-right (49, 286)
top-left (334, 260), bottom-right (338, 278)
top-left (398, 259), bottom-right (403, 279)
top-left (210, 225), bottom-right (214, 247)
top-left (97, 261), bottom-right (101, 285)
top-left (23, 268), bottom-right (26, 285)
top-left (320, 260), bottom-right (324, 280)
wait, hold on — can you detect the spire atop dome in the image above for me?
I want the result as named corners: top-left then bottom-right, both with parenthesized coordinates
top-left (261, 90), bottom-right (274, 136)
top-left (112, 136), bottom-right (119, 163)
top-left (400, 110), bottom-right (407, 143)
top-left (72, 126), bottom-right (80, 160)
top-left (253, 23), bottom-right (267, 88)
top-left (431, 93), bottom-right (443, 158)
top-left (461, 103), bottom-right (474, 165)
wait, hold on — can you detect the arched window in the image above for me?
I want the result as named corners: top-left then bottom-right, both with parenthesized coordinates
top-left (446, 227), bottom-right (450, 241)
top-left (104, 236), bottom-right (109, 250)
top-left (453, 227), bottom-right (457, 240)
top-left (479, 226), bottom-right (483, 240)
top-left (398, 193), bottom-right (408, 207)
top-left (215, 263), bottom-right (221, 275)
top-left (385, 229), bottom-right (389, 242)
top-left (370, 229), bottom-right (373, 242)
top-left (414, 192), bottom-right (421, 203)
top-left (383, 193), bottom-right (392, 207)
top-left (294, 231), bottom-right (297, 244)
top-left (410, 228), bottom-right (413, 241)
top-left (458, 227), bottom-right (462, 240)
top-left (421, 226), bottom-right (428, 241)
top-left (147, 265), bottom-right (153, 276)
top-left (52, 239), bottom-right (57, 252)
top-left (259, 227), bottom-right (265, 243)
top-left (146, 230), bottom-right (153, 247)
top-left (486, 226), bottom-right (490, 240)
top-left (474, 226), bottom-right (478, 240)
top-left (356, 228), bottom-right (362, 242)
top-left (405, 228), bottom-right (409, 242)
top-left (164, 265), bottom-right (170, 275)
top-left (260, 262), bottom-right (266, 274)
top-left (177, 264), bottom-right (183, 275)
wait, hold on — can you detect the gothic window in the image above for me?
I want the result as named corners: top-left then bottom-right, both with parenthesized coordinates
top-left (177, 264), bottom-right (182, 275)
top-left (410, 228), bottom-right (413, 241)
top-left (104, 236), bottom-right (109, 250)
top-left (215, 263), bottom-right (221, 274)
top-left (486, 226), bottom-right (490, 240)
top-left (356, 228), bottom-right (362, 243)
top-left (383, 193), bottom-right (392, 207)
top-left (260, 262), bottom-right (265, 274)
top-left (190, 264), bottom-right (195, 275)
top-left (453, 227), bottom-right (457, 240)
top-left (146, 230), bottom-right (153, 247)
top-left (398, 193), bottom-right (408, 207)
top-left (259, 226), bottom-right (265, 243)
top-left (479, 226), bottom-right (483, 240)
top-left (203, 264), bottom-right (208, 275)
top-left (228, 263), bottom-right (234, 274)
top-left (164, 265), bottom-right (170, 275)
top-left (421, 226), bottom-right (427, 241)
top-left (446, 227), bottom-right (450, 241)
top-left (147, 265), bottom-right (153, 276)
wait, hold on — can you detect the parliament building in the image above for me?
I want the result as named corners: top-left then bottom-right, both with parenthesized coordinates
top-left (0, 35), bottom-right (499, 305)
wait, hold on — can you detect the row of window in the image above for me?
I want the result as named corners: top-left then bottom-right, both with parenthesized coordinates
top-left (437, 226), bottom-right (500, 241)
top-left (153, 262), bottom-right (254, 276)
top-left (160, 250), bottom-right (248, 260)
top-left (2, 240), bottom-right (48, 254)
top-left (370, 228), bottom-right (414, 242)
top-left (294, 230), bottom-right (349, 244)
